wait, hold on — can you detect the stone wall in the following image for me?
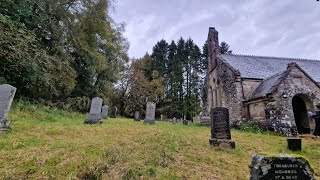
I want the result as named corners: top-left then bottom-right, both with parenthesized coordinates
top-left (242, 79), bottom-right (262, 99)
top-left (206, 58), bottom-right (244, 126)
top-left (269, 64), bottom-right (320, 130)
top-left (248, 100), bottom-right (266, 121)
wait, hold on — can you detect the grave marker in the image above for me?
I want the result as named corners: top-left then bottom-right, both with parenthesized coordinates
top-left (134, 111), bottom-right (140, 121)
top-left (0, 84), bottom-right (16, 133)
top-left (84, 97), bottom-right (103, 124)
top-left (249, 154), bottom-right (315, 180)
top-left (101, 105), bottom-right (108, 119)
top-left (209, 107), bottom-right (235, 149)
top-left (144, 102), bottom-right (155, 124)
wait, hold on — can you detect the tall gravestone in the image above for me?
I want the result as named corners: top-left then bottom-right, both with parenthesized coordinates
top-left (249, 154), bottom-right (315, 180)
top-left (134, 111), bottom-right (140, 121)
top-left (144, 102), bottom-right (156, 124)
top-left (84, 97), bottom-right (103, 124)
top-left (111, 106), bottom-right (117, 118)
top-left (101, 105), bottom-right (108, 119)
top-left (0, 84), bottom-right (17, 133)
top-left (209, 107), bottom-right (235, 149)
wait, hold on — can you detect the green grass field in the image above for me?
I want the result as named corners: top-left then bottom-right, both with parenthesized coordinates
top-left (1, 102), bottom-right (319, 179)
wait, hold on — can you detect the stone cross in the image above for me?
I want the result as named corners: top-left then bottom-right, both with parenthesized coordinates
top-left (144, 102), bottom-right (156, 124)
top-left (101, 105), bottom-right (108, 119)
top-left (249, 154), bottom-right (315, 180)
top-left (134, 111), bottom-right (140, 121)
top-left (209, 107), bottom-right (235, 149)
top-left (84, 97), bottom-right (103, 124)
top-left (0, 84), bottom-right (16, 133)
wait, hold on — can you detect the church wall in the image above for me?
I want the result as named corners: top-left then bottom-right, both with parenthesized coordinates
top-left (242, 79), bottom-right (263, 99)
top-left (214, 59), bottom-right (244, 126)
top-left (266, 65), bottom-right (320, 131)
top-left (248, 101), bottom-right (266, 121)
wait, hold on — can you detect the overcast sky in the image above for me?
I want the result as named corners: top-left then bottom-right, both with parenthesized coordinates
top-left (112, 0), bottom-right (320, 60)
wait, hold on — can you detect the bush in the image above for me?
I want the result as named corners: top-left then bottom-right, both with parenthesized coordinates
top-left (239, 121), bottom-right (263, 133)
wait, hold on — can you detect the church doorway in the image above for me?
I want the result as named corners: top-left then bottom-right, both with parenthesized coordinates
top-left (292, 95), bottom-right (312, 134)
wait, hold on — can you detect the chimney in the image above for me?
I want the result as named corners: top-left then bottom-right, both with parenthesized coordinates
top-left (207, 27), bottom-right (220, 71)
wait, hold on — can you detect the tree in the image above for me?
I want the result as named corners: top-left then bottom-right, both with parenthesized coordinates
top-left (0, 0), bottom-right (129, 111)
top-left (220, 41), bottom-right (232, 54)
top-left (122, 54), bottom-right (164, 117)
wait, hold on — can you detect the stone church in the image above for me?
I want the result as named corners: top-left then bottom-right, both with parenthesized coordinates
top-left (204, 27), bottom-right (320, 135)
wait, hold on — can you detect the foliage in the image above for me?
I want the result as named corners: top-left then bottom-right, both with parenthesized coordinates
top-left (239, 121), bottom-right (264, 133)
top-left (120, 54), bottom-right (165, 116)
top-left (220, 41), bottom-right (233, 54)
top-left (0, 0), bottom-right (128, 110)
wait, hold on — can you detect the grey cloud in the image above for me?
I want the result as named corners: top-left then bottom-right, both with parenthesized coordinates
top-left (112, 0), bottom-right (320, 59)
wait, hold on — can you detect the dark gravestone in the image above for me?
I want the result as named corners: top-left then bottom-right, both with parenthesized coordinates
top-left (84, 97), bottom-right (103, 124)
top-left (111, 106), bottom-right (117, 118)
top-left (101, 105), bottom-right (109, 119)
top-left (249, 154), bottom-right (315, 180)
top-left (134, 111), bottom-right (140, 121)
top-left (144, 102), bottom-right (155, 124)
top-left (287, 138), bottom-right (302, 151)
top-left (183, 120), bottom-right (188, 125)
top-left (0, 84), bottom-right (17, 133)
top-left (209, 107), bottom-right (235, 149)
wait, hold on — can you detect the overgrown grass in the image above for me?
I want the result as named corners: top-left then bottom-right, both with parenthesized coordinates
top-left (0, 102), bottom-right (319, 179)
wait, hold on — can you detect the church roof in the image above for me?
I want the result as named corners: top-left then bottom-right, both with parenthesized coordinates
top-left (220, 54), bottom-right (320, 82)
top-left (247, 70), bottom-right (289, 100)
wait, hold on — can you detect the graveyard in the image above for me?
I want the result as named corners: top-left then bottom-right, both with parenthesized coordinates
top-left (0, 102), bottom-right (319, 179)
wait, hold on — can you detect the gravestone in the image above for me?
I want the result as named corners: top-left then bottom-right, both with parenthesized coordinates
top-left (172, 117), bottom-right (177, 124)
top-left (134, 111), bottom-right (140, 121)
top-left (200, 115), bottom-right (211, 126)
top-left (160, 114), bottom-right (163, 121)
top-left (144, 102), bottom-right (156, 124)
top-left (84, 97), bottom-right (103, 124)
top-left (209, 107), bottom-right (235, 149)
top-left (249, 154), bottom-right (315, 180)
top-left (111, 106), bottom-right (117, 118)
top-left (101, 105), bottom-right (108, 119)
top-left (287, 138), bottom-right (302, 151)
top-left (183, 120), bottom-right (188, 125)
top-left (0, 84), bottom-right (17, 133)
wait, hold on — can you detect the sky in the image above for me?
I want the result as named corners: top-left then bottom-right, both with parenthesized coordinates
top-left (111, 0), bottom-right (320, 60)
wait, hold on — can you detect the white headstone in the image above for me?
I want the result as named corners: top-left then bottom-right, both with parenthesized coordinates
top-left (144, 102), bottom-right (156, 124)
top-left (85, 97), bottom-right (103, 124)
top-left (101, 105), bottom-right (108, 119)
top-left (0, 84), bottom-right (16, 129)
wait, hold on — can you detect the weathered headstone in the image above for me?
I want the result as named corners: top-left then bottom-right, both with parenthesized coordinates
top-left (134, 111), bottom-right (140, 121)
top-left (101, 105), bottom-right (109, 119)
top-left (144, 102), bottom-right (156, 124)
top-left (200, 115), bottom-right (211, 126)
top-left (84, 97), bottom-right (103, 124)
top-left (287, 138), bottom-right (302, 151)
top-left (110, 106), bottom-right (117, 118)
top-left (172, 117), bottom-right (177, 124)
top-left (160, 114), bottom-right (163, 121)
top-left (249, 154), bottom-right (315, 180)
top-left (209, 107), bottom-right (235, 149)
top-left (0, 84), bottom-right (16, 133)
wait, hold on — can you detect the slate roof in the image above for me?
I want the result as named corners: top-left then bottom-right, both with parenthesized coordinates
top-left (221, 54), bottom-right (320, 82)
top-left (247, 70), bottom-right (289, 100)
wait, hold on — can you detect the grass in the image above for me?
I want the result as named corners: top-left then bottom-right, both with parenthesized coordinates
top-left (0, 102), bottom-right (319, 179)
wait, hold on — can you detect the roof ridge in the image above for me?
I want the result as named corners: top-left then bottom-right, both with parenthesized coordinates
top-left (226, 53), bottom-right (320, 62)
